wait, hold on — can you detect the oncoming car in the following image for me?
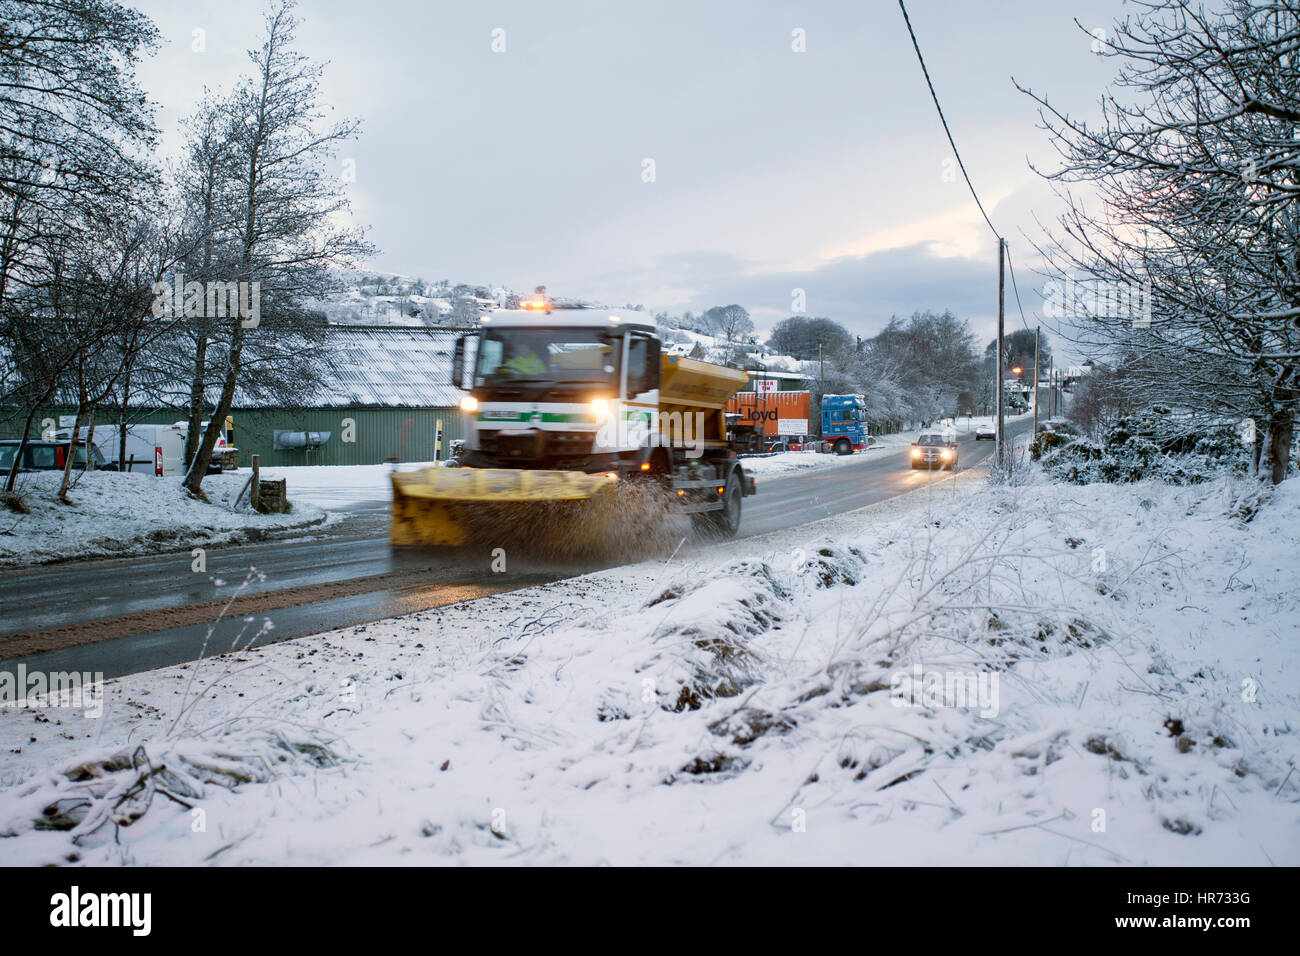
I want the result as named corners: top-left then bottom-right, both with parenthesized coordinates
top-left (910, 429), bottom-right (958, 470)
top-left (975, 423), bottom-right (996, 441)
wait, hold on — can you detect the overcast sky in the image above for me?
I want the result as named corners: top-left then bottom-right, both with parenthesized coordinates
top-left (131, 0), bottom-right (1130, 348)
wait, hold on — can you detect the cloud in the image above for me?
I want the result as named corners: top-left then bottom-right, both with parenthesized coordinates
top-left (595, 239), bottom-right (1003, 341)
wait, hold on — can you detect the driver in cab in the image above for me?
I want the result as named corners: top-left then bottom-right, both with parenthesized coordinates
top-left (502, 343), bottom-right (547, 375)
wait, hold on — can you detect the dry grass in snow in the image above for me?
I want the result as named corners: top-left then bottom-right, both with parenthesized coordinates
top-left (0, 469), bottom-right (1296, 865)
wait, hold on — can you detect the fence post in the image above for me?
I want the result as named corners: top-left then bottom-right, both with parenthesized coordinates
top-left (251, 454), bottom-right (260, 511)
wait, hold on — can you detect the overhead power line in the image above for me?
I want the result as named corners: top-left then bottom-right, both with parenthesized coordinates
top-left (1004, 247), bottom-right (1032, 332)
top-left (896, 0), bottom-right (1033, 332)
top-left (897, 0), bottom-right (999, 240)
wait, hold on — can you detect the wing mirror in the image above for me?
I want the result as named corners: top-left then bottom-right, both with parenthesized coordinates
top-left (452, 335), bottom-right (467, 389)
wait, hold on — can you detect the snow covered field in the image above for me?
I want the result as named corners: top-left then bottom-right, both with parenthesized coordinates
top-left (0, 471), bottom-right (327, 568)
top-left (1, 465), bottom-right (1295, 866)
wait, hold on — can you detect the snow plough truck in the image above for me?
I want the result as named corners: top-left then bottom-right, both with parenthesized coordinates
top-left (391, 302), bottom-right (757, 548)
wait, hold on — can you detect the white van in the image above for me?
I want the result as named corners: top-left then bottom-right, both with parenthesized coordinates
top-left (59, 423), bottom-right (188, 476)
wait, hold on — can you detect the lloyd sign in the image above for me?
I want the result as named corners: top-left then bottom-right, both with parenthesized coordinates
top-left (725, 390), bottom-right (813, 439)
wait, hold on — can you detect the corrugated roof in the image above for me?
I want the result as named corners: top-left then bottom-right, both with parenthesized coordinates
top-left (304, 326), bottom-right (470, 408)
top-left (0, 325), bottom-right (472, 411)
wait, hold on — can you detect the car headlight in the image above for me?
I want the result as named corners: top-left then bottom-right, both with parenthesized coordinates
top-left (940, 448), bottom-right (951, 459)
top-left (911, 448), bottom-right (921, 457)
top-left (460, 395), bottom-right (479, 412)
top-left (591, 397), bottom-right (609, 422)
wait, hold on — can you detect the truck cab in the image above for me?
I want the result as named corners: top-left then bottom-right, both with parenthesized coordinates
top-left (820, 394), bottom-right (869, 455)
top-left (453, 305), bottom-right (663, 475)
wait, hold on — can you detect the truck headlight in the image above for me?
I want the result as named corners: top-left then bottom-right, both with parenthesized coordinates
top-left (460, 395), bottom-right (479, 412)
top-left (591, 398), bottom-right (609, 422)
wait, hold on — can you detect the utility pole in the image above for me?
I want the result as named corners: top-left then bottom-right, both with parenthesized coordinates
top-left (1047, 358), bottom-right (1054, 419)
top-left (995, 237), bottom-right (1005, 472)
top-left (818, 343), bottom-right (825, 439)
top-left (1032, 326), bottom-right (1040, 440)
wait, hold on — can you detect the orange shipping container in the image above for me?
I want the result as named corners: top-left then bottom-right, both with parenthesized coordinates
top-left (726, 390), bottom-right (812, 438)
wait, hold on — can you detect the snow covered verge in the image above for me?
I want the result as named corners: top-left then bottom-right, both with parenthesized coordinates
top-left (0, 471), bottom-right (328, 568)
top-left (0, 469), bottom-right (1296, 865)
top-left (258, 461), bottom-right (439, 508)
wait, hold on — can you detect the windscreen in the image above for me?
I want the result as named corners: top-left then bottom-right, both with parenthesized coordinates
top-left (29, 445), bottom-right (56, 468)
top-left (71, 444), bottom-right (102, 466)
top-left (475, 327), bottom-right (619, 387)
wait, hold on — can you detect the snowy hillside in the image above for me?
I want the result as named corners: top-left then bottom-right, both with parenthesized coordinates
top-left (309, 270), bottom-right (510, 327)
top-left (311, 269), bottom-right (807, 372)
top-left (2, 469), bottom-right (1295, 865)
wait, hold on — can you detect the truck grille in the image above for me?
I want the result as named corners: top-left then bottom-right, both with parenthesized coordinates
top-left (479, 429), bottom-right (592, 460)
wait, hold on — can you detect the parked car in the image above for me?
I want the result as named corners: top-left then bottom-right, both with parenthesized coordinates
top-left (765, 435), bottom-right (810, 453)
top-left (0, 439), bottom-right (108, 473)
top-left (975, 423), bottom-right (996, 441)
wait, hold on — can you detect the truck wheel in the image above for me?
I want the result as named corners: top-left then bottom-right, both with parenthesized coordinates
top-left (834, 439), bottom-right (852, 456)
top-left (695, 471), bottom-right (742, 538)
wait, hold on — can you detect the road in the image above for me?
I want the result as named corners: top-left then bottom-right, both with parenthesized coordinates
top-left (0, 422), bottom-right (1029, 680)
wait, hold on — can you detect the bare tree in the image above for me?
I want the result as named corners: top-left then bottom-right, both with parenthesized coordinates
top-left (1066, 361), bottom-right (1138, 439)
top-left (867, 311), bottom-right (983, 424)
top-left (0, 0), bottom-right (160, 496)
top-left (701, 304), bottom-right (754, 342)
top-left (1019, 0), bottom-right (1300, 484)
top-left (16, 212), bottom-right (184, 500)
top-left (766, 316), bottom-right (853, 361)
top-left (180, 0), bottom-right (372, 496)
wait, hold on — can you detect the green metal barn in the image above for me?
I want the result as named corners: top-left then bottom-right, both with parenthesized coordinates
top-left (1, 326), bottom-right (471, 469)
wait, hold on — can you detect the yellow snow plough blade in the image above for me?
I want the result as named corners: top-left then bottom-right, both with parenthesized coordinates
top-left (390, 467), bottom-right (620, 549)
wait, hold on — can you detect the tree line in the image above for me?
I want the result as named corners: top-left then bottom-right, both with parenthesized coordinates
top-left (0, 0), bottom-right (370, 503)
top-left (767, 312), bottom-right (1050, 431)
